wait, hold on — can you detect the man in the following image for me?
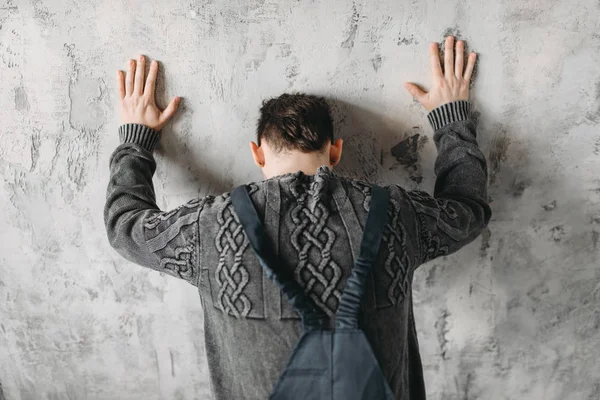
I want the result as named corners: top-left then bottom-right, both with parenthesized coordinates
top-left (105, 36), bottom-right (491, 399)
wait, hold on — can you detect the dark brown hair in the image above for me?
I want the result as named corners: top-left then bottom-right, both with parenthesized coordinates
top-left (256, 93), bottom-right (334, 153)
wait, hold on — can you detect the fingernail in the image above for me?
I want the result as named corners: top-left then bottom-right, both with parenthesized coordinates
top-left (139, 54), bottom-right (144, 60)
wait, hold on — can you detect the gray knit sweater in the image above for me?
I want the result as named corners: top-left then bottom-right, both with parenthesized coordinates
top-left (104, 100), bottom-right (491, 400)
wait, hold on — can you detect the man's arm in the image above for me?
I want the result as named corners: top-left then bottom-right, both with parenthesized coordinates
top-left (404, 101), bottom-right (491, 264)
top-left (401, 36), bottom-right (491, 265)
top-left (104, 124), bottom-right (206, 286)
top-left (104, 55), bottom-right (204, 286)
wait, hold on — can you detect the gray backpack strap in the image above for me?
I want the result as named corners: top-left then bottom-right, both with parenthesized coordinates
top-left (335, 185), bottom-right (389, 328)
top-left (230, 184), bottom-right (326, 331)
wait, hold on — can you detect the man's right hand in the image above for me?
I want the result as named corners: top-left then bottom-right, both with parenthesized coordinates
top-left (404, 36), bottom-right (477, 112)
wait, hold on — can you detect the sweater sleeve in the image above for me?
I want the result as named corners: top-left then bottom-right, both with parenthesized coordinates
top-left (402, 100), bottom-right (492, 265)
top-left (103, 123), bottom-right (206, 287)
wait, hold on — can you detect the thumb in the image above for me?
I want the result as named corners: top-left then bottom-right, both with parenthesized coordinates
top-left (159, 96), bottom-right (181, 124)
top-left (404, 82), bottom-right (426, 102)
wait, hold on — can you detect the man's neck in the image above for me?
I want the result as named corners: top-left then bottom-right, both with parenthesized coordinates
top-left (264, 153), bottom-right (330, 179)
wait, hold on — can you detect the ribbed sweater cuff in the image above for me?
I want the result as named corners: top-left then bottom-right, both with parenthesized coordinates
top-left (118, 123), bottom-right (160, 151)
top-left (426, 100), bottom-right (471, 131)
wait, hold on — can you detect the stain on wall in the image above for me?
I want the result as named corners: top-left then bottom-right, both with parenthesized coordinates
top-left (14, 85), bottom-right (29, 111)
top-left (487, 126), bottom-right (511, 185)
top-left (390, 128), bottom-right (428, 184)
top-left (1, 0), bottom-right (599, 399)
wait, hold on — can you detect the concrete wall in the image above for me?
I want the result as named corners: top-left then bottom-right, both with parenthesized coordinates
top-left (1, 0), bottom-right (599, 399)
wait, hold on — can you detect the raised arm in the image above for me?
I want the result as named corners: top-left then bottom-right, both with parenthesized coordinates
top-left (401, 36), bottom-right (492, 265)
top-left (104, 55), bottom-right (204, 286)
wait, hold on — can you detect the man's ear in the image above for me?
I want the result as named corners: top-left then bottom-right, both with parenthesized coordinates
top-left (250, 141), bottom-right (265, 167)
top-left (329, 138), bottom-right (343, 167)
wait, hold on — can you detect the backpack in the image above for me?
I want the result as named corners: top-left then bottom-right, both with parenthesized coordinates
top-left (231, 183), bottom-right (395, 400)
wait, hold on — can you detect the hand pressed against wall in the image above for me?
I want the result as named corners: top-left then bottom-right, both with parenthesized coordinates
top-left (404, 36), bottom-right (477, 112)
top-left (116, 55), bottom-right (181, 131)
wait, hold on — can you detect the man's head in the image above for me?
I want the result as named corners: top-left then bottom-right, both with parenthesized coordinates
top-left (250, 93), bottom-right (343, 179)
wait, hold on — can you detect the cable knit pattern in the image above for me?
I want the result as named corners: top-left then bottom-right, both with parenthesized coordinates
top-left (289, 173), bottom-right (343, 318)
top-left (215, 196), bottom-right (252, 317)
top-left (347, 179), bottom-right (411, 306)
top-left (213, 184), bottom-right (262, 318)
top-left (381, 196), bottom-right (411, 304)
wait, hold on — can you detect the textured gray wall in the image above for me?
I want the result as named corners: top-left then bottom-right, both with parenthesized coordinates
top-left (1, 0), bottom-right (599, 399)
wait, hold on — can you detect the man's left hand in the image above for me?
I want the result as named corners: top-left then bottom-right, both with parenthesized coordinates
top-left (116, 54), bottom-right (181, 131)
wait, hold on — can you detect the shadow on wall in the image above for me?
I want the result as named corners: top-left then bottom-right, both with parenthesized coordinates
top-left (122, 59), bottom-right (227, 197)
top-left (151, 131), bottom-right (232, 198)
top-left (327, 97), bottom-right (413, 182)
top-left (154, 114), bottom-right (232, 198)
top-left (148, 79), bottom-right (536, 238)
top-left (151, 94), bottom-right (421, 197)
top-left (149, 59), bottom-right (232, 196)
top-left (326, 95), bottom-right (533, 202)
top-left (474, 102), bottom-right (539, 223)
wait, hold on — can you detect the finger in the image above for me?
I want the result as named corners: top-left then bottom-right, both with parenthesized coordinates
top-left (464, 52), bottom-right (477, 81)
top-left (116, 70), bottom-right (125, 100)
top-left (134, 54), bottom-right (145, 95)
top-left (159, 97), bottom-right (181, 125)
top-left (429, 42), bottom-right (443, 78)
top-left (404, 82), bottom-right (427, 102)
top-left (144, 59), bottom-right (158, 101)
top-left (444, 36), bottom-right (454, 77)
top-left (455, 40), bottom-right (464, 78)
top-left (126, 59), bottom-right (135, 95)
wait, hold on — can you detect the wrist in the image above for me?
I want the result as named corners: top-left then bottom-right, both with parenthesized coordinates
top-left (426, 100), bottom-right (471, 131)
top-left (118, 123), bottom-right (160, 151)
